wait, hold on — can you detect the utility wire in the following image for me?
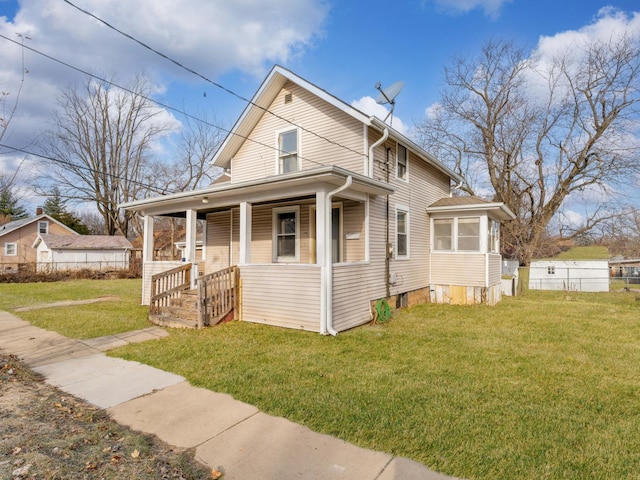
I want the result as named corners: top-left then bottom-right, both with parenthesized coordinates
top-left (0, 33), bottom-right (331, 170)
top-left (0, 142), bottom-right (171, 195)
top-left (62, 0), bottom-right (368, 161)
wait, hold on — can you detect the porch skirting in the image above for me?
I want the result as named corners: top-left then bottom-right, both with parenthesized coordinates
top-left (429, 283), bottom-right (502, 306)
top-left (239, 264), bottom-right (322, 331)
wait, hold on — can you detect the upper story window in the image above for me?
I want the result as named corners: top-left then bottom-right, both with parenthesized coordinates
top-left (4, 243), bottom-right (17, 256)
top-left (396, 144), bottom-right (408, 181)
top-left (396, 208), bottom-right (409, 258)
top-left (273, 206), bottom-right (299, 262)
top-left (38, 220), bottom-right (49, 234)
top-left (277, 129), bottom-right (299, 174)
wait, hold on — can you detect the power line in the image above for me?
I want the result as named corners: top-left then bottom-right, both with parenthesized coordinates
top-left (0, 142), bottom-right (170, 195)
top-left (61, 0), bottom-right (368, 161)
top-left (0, 33), bottom-right (331, 170)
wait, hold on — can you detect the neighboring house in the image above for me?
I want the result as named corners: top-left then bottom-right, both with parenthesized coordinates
top-left (529, 247), bottom-right (610, 292)
top-left (0, 212), bottom-right (78, 272)
top-left (32, 234), bottom-right (133, 272)
top-left (121, 65), bottom-right (515, 334)
top-left (609, 257), bottom-right (640, 282)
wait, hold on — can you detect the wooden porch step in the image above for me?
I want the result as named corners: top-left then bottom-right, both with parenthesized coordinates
top-left (149, 313), bottom-right (198, 329)
top-left (161, 305), bottom-right (200, 322)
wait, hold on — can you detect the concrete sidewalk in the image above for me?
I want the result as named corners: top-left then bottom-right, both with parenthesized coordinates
top-left (0, 311), bottom-right (459, 480)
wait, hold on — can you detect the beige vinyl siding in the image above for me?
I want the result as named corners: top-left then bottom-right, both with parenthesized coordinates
top-left (342, 200), bottom-right (366, 262)
top-left (488, 253), bottom-right (502, 286)
top-left (431, 253), bottom-right (486, 287)
top-left (251, 201), bottom-right (313, 264)
top-left (231, 82), bottom-right (365, 183)
top-left (141, 261), bottom-right (183, 305)
top-left (369, 134), bottom-right (452, 297)
top-left (333, 263), bottom-right (372, 331)
top-left (205, 211), bottom-right (231, 274)
top-left (239, 264), bottom-right (321, 331)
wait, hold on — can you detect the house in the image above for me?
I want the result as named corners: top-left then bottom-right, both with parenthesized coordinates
top-left (0, 211), bottom-right (78, 272)
top-left (120, 65), bottom-right (515, 334)
top-left (609, 257), bottom-right (640, 284)
top-left (529, 247), bottom-right (610, 292)
top-left (32, 234), bottom-right (133, 272)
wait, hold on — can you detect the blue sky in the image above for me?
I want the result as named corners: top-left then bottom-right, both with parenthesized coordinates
top-left (0, 0), bottom-right (639, 215)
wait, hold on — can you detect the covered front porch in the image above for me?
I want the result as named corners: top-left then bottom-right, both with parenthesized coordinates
top-left (121, 166), bottom-right (394, 334)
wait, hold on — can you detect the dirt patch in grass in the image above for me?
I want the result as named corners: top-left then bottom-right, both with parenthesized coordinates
top-left (0, 354), bottom-right (212, 479)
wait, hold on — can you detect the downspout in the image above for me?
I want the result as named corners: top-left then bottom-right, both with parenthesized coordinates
top-left (322, 175), bottom-right (353, 336)
top-left (368, 128), bottom-right (388, 177)
top-left (385, 147), bottom-right (391, 298)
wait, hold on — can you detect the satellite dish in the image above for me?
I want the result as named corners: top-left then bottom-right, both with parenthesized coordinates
top-left (374, 80), bottom-right (404, 124)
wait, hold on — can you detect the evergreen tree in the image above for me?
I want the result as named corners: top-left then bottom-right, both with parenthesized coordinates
top-left (42, 187), bottom-right (91, 234)
top-left (0, 187), bottom-right (27, 221)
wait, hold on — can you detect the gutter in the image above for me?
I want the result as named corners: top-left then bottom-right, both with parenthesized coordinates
top-left (321, 175), bottom-right (353, 336)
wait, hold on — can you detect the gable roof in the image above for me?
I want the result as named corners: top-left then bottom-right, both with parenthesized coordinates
top-left (212, 65), bottom-right (463, 184)
top-left (427, 195), bottom-right (516, 221)
top-left (0, 214), bottom-right (79, 238)
top-left (33, 234), bottom-right (132, 250)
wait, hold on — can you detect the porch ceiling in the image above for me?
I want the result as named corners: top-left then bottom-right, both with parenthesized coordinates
top-left (119, 166), bottom-right (394, 217)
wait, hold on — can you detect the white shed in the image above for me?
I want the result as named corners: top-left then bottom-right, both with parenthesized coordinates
top-left (33, 234), bottom-right (133, 271)
top-left (529, 259), bottom-right (610, 292)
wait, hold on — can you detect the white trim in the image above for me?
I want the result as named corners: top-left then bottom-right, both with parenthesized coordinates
top-left (309, 202), bottom-right (343, 264)
top-left (272, 205), bottom-right (300, 262)
top-left (4, 242), bottom-right (17, 256)
top-left (395, 205), bottom-right (410, 260)
top-left (275, 127), bottom-right (301, 175)
top-left (396, 142), bottom-right (409, 182)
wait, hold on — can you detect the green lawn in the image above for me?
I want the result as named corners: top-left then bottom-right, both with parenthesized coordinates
top-left (109, 289), bottom-right (640, 480)
top-left (0, 279), bottom-right (149, 339)
top-left (3, 279), bottom-right (640, 478)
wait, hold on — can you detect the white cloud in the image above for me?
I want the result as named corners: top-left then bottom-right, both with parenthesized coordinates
top-left (0, 0), bottom-right (329, 201)
top-left (428, 0), bottom-right (512, 18)
top-left (351, 96), bottom-right (410, 136)
top-left (530, 7), bottom-right (640, 87)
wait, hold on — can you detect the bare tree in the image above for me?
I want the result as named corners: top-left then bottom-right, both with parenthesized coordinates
top-left (153, 111), bottom-right (224, 194)
top-left (416, 36), bottom-right (640, 264)
top-left (39, 74), bottom-right (173, 237)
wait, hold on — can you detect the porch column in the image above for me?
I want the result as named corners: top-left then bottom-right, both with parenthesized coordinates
top-left (142, 215), bottom-right (154, 263)
top-left (185, 209), bottom-right (198, 288)
top-left (239, 201), bottom-right (252, 265)
top-left (316, 190), bottom-right (328, 334)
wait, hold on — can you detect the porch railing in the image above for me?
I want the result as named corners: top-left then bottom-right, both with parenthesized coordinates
top-left (150, 263), bottom-right (192, 314)
top-left (197, 265), bottom-right (239, 328)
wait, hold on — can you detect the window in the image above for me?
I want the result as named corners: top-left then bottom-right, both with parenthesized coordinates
top-left (4, 243), bottom-right (17, 256)
top-left (273, 207), bottom-right (299, 261)
top-left (547, 266), bottom-right (555, 275)
top-left (396, 144), bottom-right (408, 181)
top-left (488, 219), bottom-right (500, 253)
top-left (396, 209), bottom-right (409, 258)
top-left (277, 129), bottom-right (299, 174)
top-left (433, 219), bottom-right (453, 251)
top-left (433, 217), bottom-right (481, 252)
top-left (38, 221), bottom-right (49, 234)
top-left (457, 217), bottom-right (480, 251)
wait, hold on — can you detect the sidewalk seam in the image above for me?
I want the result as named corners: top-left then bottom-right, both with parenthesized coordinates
top-left (193, 410), bottom-right (261, 448)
